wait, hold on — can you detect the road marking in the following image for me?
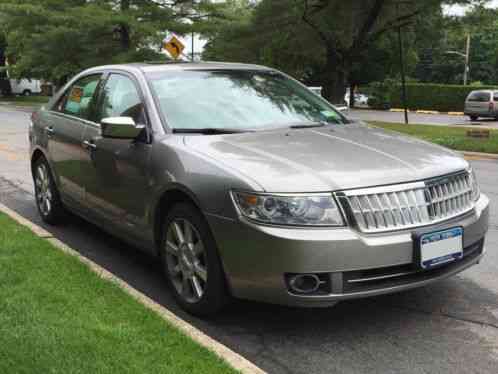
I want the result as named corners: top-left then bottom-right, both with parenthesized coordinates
top-left (0, 203), bottom-right (267, 374)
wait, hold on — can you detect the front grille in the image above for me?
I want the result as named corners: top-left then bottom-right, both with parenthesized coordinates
top-left (336, 171), bottom-right (475, 233)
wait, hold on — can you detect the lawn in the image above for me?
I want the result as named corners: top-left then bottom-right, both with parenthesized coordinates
top-left (369, 122), bottom-right (498, 154)
top-left (0, 95), bottom-right (50, 107)
top-left (0, 213), bottom-right (236, 374)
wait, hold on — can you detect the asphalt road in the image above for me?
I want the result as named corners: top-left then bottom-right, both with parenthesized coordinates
top-left (350, 109), bottom-right (498, 129)
top-left (1, 106), bottom-right (498, 374)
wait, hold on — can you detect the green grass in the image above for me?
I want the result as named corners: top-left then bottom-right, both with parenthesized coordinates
top-left (0, 95), bottom-right (50, 106)
top-left (369, 122), bottom-right (498, 154)
top-left (0, 213), bottom-right (237, 374)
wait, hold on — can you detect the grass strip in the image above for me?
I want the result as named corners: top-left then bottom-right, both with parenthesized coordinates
top-left (0, 213), bottom-right (236, 374)
top-left (369, 122), bottom-right (498, 154)
top-left (0, 95), bottom-right (50, 107)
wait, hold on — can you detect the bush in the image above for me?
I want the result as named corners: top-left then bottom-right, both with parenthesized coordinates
top-left (389, 83), bottom-right (498, 112)
top-left (367, 79), bottom-right (396, 110)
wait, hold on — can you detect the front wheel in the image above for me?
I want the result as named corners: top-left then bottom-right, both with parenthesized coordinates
top-left (160, 203), bottom-right (229, 316)
top-left (33, 157), bottom-right (65, 224)
top-left (470, 115), bottom-right (478, 121)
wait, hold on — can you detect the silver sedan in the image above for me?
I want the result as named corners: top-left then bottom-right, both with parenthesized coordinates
top-left (30, 62), bottom-right (489, 316)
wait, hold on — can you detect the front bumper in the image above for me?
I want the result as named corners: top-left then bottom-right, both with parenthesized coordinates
top-left (207, 194), bottom-right (489, 307)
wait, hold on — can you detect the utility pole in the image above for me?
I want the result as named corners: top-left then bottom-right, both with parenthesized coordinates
top-left (463, 33), bottom-right (470, 86)
top-left (397, 2), bottom-right (409, 125)
top-left (191, 0), bottom-right (195, 62)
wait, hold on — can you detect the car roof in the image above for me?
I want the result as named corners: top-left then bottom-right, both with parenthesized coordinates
top-left (83, 61), bottom-right (273, 75)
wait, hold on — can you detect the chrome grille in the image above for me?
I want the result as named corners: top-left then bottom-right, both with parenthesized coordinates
top-left (336, 172), bottom-right (475, 233)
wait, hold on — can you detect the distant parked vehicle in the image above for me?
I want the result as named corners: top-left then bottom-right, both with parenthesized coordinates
top-left (345, 92), bottom-right (369, 108)
top-left (9, 79), bottom-right (42, 96)
top-left (464, 90), bottom-right (498, 121)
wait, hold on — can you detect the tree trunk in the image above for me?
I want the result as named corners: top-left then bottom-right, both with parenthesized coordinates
top-left (349, 82), bottom-right (356, 108)
top-left (120, 0), bottom-right (131, 51)
top-left (321, 52), bottom-right (346, 105)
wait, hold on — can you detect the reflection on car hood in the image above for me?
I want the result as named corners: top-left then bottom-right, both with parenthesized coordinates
top-left (183, 124), bottom-right (469, 192)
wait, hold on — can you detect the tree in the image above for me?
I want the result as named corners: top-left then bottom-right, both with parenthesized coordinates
top-left (204, 0), bottom-right (476, 102)
top-left (0, 0), bottom-right (224, 85)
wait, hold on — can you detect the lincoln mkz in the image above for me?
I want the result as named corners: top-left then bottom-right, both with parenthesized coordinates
top-left (30, 62), bottom-right (489, 315)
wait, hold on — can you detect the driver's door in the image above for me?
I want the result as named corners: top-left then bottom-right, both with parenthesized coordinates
top-left (81, 72), bottom-right (153, 242)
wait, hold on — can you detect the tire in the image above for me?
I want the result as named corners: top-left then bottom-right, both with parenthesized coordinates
top-left (22, 89), bottom-right (32, 97)
top-left (470, 115), bottom-right (478, 121)
top-left (33, 157), bottom-right (65, 225)
top-left (160, 203), bottom-right (229, 316)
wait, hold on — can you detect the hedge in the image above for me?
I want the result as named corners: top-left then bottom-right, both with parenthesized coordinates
top-left (389, 83), bottom-right (498, 112)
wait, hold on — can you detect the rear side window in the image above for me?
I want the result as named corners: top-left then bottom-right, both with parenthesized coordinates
top-left (493, 92), bottom-right (498, 101)
top-left (59, 74), bottom-right (102, 120)
top-left (467, 91), bottom-right (491, 102)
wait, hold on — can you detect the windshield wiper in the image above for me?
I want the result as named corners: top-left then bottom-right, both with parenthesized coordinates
top-left (289, 122), bottom-right (326, 129)
top-left (172, 128), bottom-right (250, 135)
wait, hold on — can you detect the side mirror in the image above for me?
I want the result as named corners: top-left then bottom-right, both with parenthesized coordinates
top-left (100, 117), bottom-right (145, 139)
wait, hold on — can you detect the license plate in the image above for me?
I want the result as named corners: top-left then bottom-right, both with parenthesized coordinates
top-left (419, 227), bottom-right (463, 270)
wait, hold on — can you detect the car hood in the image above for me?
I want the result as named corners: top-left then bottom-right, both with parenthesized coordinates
top-left (183, 124), bottom-right (469, 192)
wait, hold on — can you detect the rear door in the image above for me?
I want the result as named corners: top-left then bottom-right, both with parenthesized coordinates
top-left (466, 91), bottom-right (491, 114)
top-left (45, 73), bottom-right (103, 211)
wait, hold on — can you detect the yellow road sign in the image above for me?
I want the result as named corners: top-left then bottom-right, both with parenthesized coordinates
top-left (164, 36), bottom-right (185, 60)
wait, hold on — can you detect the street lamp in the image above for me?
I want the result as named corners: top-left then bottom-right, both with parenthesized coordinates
top-left (444, 34), bottom-right (470, 85)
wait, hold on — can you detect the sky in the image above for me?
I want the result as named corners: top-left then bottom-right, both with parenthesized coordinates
top-left (444, 0), bottom-right (498, 15)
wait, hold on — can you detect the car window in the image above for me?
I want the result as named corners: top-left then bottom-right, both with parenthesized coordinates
top-left (493, 92), bottom-right (498, 101)
top-left (467, 91), bottom-right (491, 102)
top-left (61, 74), bottom-right (102, 120)
top-left (97, 74), bottom-right (146, 124)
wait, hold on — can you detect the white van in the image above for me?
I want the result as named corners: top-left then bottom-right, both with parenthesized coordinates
top-left (9, 79), bottom-right (42, 96)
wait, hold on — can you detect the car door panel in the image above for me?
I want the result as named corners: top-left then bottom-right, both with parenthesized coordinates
top-left (44, 74), bottom-right (102, 210)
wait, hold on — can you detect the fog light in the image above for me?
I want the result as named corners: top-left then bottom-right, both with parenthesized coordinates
top-left (288, 274), bottom-right (321, 294)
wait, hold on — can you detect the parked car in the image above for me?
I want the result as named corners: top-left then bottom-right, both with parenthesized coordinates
top-left (464, 90), bottom-right (498, 121)
top-left (9, 78), bottom-right (42, 96)
top-left (30, 62), bottom-right (489, 316)
top-left (345, 92), bottom-right (369, 107)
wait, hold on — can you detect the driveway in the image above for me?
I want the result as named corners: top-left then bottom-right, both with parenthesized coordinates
top-left (1, 105), bottom-right (498, 374)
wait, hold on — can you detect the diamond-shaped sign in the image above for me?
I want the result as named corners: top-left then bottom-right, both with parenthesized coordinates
top-left (164, 36), bottom-right (185, 60)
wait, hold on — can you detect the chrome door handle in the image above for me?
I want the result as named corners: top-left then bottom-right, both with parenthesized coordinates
top-left (45, 126), bottom-right (55, 136)
top-left (82, 140), bottom-right (97, 150)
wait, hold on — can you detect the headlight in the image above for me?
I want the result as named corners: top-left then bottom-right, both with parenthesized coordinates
top-left (469, 169), bottom-right (480, 202)
top-left (231, 192), bottom-right (345, 226)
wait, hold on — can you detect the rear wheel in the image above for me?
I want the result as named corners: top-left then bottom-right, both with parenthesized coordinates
top-left (33, 157), bottom-right (65, 224)
top-left (22, 89), bottom-right (32, 97)
top-left (470, 115), bottom-right (478, 121)
top-left (160, 203), bottom-right (229, 316)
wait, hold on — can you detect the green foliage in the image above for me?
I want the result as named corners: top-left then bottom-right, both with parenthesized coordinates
top-left (0, 0), bottom-right (225, 84)
top-left (367, 79), bottom-right (398, 110)
top-left (203, 0), bottom-right (469, 102)
top-left (387, 83), bottom-right (498, 112)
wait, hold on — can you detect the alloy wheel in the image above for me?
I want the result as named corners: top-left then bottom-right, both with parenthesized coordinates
top-left (165, 219), bottom-right (208, 303)
top-left (35, 163), bottom-right (52, 217)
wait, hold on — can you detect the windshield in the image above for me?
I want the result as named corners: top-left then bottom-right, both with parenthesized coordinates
top-left (146, 69), bottom-right (349, 131)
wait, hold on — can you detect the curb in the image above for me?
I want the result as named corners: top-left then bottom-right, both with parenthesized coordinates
top-left (461, 151), bottom-right (498, 160)
top-left (0, 203), bottom-right (266, 374)
top-left (389, 109), bottom-right (465, 116)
